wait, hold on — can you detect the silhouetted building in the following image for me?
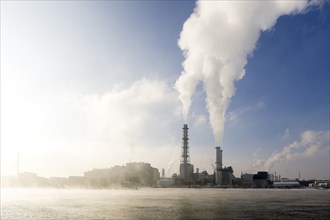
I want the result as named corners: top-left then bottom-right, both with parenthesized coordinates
top-left (253, 171), bottom-right (271, 188)
top-left (84, 162), bottom-right (159, 188)
top-left (1, 172), bottom-right (50, 187)
top-left (221, 166), bottom-right (235, 186)
top-left (68, 176), bottom-right (87, 187)
top-left (49, 177), bottom-right (68, 188)
top-left (197, 171), bottom-right (214, 185)
top-left (157, 178), bottom-right (174, 187)
top-left (241, 173), bottom-right (254, 187)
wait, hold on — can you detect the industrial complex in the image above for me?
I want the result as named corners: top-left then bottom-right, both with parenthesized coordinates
top-left (160, 124), bottom-right (236, 187)
top-left (157, 124), bottom-right (329, 189)
top-left (1, 124), bottom-right (329, 189)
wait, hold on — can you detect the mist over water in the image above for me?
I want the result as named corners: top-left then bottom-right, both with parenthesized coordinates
top-left (1, 188), bottom-right (329, 219)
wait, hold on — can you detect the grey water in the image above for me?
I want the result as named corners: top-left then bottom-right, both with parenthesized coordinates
top-left (1, 188), bottom-right (329, 219)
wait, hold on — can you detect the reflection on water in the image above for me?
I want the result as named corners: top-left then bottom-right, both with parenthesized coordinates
top-left (1, 188), bottom-right (329, 219)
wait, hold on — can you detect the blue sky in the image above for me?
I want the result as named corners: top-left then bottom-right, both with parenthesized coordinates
top-left (223, 5), bottom-right (329, 178)
top-left (1, 1), bottom-right (329, 179)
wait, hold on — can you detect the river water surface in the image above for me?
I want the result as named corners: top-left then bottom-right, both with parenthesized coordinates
top-left (1, 188), bottom-right (329, 219)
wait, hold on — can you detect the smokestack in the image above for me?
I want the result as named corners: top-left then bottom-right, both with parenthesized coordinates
top-left (215, 146), bottom-right (223, 185)
top-left (162, 168), bottom-right (165, 178)
top-left (215, 146), bottom-right (222, 170)
top-left (181, 124), bottom-right (190, 164)
top-left (179, 124), bottom-right (193, 180)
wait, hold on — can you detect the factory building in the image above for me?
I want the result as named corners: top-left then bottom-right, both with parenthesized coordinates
top-left (241, 174), bottom-right (254, 187)
top-left (84, 162), bottom-right (160, 187)
top-left (220, 166), bottom-right (235, 186)
top-left (253, 171), bottom-right (271, 188)
top-left (157, 177), bottom-right (175, 187)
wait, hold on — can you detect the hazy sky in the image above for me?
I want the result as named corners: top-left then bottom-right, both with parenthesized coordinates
top-left (1, 1), bottom-right (329, 180)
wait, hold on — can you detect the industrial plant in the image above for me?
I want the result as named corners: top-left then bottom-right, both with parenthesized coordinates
top-left (163, 124), bottom-right (236, 187)
top-left (156, 124), bottom-right (328, 189)
top-left (2, 124), bottom-right (328, 189)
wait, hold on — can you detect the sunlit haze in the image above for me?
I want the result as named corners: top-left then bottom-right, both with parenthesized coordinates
top-left (1, 1), bottom-right (329, 180)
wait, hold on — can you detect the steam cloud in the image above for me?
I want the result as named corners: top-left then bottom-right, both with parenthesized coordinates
top-left (175, 0), bottom-right (315, 144)
top-left (263, 130), bottom-right (330, 171)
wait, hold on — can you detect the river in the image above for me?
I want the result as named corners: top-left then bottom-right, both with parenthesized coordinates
top-left (1, 188), bottom-right (329, 219)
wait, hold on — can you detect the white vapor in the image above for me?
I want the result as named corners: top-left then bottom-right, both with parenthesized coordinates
top-left (1, 78), bottom-right (182, 177)
top-left (263, 130), bottom-right (329, 171)
top-left (175, 0), bottom-right (316, 144)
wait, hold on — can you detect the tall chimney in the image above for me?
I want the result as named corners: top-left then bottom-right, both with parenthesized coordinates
top-left (179, 124), bottom-right (193, 180)
top-left (181, 124), bottom-right (190, 164)
top-left (215, 146), bottom-right (222, 170)
top-left (215, 146), bottom-right (223, 185)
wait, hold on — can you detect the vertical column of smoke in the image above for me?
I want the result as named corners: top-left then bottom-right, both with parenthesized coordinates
top-left (175, 0), bottom-right (312, 145)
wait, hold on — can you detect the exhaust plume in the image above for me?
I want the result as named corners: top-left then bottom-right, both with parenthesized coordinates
top-left (263, 130), bottom-right (329, 171)
top-left (175, 1), bottom-right (314, 144)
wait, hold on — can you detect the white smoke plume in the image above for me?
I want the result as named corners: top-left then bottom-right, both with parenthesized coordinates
top-left (175, 0), bottom-right (316, 144)
top-left (263, 130), bottom-right (329, 171)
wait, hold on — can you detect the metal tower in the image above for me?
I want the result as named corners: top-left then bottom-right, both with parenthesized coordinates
top-left (179, 124), bottom-right (193, 180)
top-left (181, 124), bottom-right (190, 164)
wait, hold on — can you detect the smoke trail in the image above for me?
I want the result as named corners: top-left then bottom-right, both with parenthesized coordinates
top-left (263, 130), bottom-right (329, 171)
top-left (175, 1), bottom-right (315, 144)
